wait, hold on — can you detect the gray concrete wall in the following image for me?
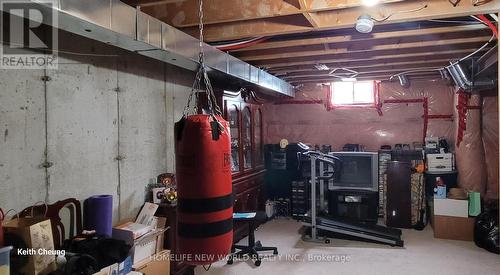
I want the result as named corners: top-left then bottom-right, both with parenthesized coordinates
top-left (0, 32), bottom-right (192, 222)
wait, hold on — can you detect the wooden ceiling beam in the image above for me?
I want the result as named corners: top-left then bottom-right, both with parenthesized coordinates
top-left (142, 0), bottom-right (405, 28)
top-left (252, 40), bottom-right (491, 67)
top-left (122, 0), bottom-right (186, 7)
top-left (141, 0), bottom-right (303, 28)
top-left (231, 24), bottom-right (487, 53)
top-left (299, 0), bottom-right (319, 28)
top-left (237, 34), bottom-right (491, 61)
top-left (281, 61), bottom-right (449, 79)
top-left (289, 71), bottom-right (442, 83)
top-left (265, 48), bottom-right (489, 69)
top-left (273, 58), bottom-right (456, 76)
top-left (178, 0), bottom-right (500, 42)
top-left (270, 54), bottom-right (486, 76)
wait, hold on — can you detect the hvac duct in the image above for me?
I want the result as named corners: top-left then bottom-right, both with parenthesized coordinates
top-left (446, 60), bottom-right (496, 91)
top-left (397, 75), bottom-right (410, 88)
top-left (0, 0), bottom-right (294, 97)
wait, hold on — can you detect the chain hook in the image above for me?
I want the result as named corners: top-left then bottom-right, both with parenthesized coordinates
top-left (183, 0), bottom-right (223, 120)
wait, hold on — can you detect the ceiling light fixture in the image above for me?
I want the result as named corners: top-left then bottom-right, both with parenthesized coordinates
top-left (355, 15), bottom-right (374, 33)
top-left (362, 0), bottom-right (380, 7)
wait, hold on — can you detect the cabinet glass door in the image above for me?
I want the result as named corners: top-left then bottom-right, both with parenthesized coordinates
top-left (228, 104), bottom-right (240, 172)
top-left (242, 106), bottom-right (253, 169)
top-left (254, 108), bottom-right (263, 166)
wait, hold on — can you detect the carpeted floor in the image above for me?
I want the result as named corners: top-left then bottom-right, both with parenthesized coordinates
top-left (196, 218), bottom-right (500, 275)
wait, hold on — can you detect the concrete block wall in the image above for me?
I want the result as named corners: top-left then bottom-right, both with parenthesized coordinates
top-left (0, 32), bottom-right (192, 222)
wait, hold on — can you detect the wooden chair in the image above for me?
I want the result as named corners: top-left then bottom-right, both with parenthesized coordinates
top-left (19, 198), bottom-right (82, 249)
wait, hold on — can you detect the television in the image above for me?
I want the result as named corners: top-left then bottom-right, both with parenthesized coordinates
top-left (327, 152), bottom-right (378, 192)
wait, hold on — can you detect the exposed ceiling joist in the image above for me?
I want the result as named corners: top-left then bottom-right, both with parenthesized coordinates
top-left (270, 53), bottom-right (487, 76)
top-left (266, 48), bottom-right (491, 70)
top-left (289, 71), bottom-right (442, 83)
top-left (253, 41), bottom-right (492, 67)
top-left (237, 35), bottom-right (492, 62)
top-left (122, 0), bottom-right (186, 7)
top-left (231, 24), bottom-right (488, 52)
top-left (281, 61), bottom-right (449, 79)
top-left (273, 58), bottom-right (458, 77)
top-left (178, 0), bottom-right (500, 42)
top-left (299, 0), bottom-right (319, 28)
top-left (141, 0), bottom-right (406, 28)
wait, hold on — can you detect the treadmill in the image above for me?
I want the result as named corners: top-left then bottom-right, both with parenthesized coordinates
top-left (299, 151), bottom-right (404, 247)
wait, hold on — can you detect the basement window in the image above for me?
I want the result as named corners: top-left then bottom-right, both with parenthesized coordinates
top-left (329, 80), bottom-right (378, 108)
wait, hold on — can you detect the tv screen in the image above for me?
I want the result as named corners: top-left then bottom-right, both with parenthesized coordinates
top-left (329, 152), bottom-right (378, 191)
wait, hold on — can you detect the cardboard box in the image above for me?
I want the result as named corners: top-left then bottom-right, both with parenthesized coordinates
top-left (433, 215), bottom-right (475, 241)
top-left (113, 217), bottom-right (167, 265)
top-left (133, 250), bottom-right (170, 275)
top-left (94, 256), bottom-right (132, 275)
top-left (115, 222), bottom-right (153, 239)
top-left (434, 198), bottom-right (469, 218)
top-left (427, 153), bottom-right (454, 172)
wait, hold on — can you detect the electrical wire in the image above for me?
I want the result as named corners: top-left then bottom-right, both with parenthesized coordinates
top-left (371, 4), bottom-right (428, 22)
top-left (470, 15), bottom-right (488, 26)
top-left (428, 19), bottom-right (482, 24)
top-left (449, 34), bottom-right (496, 66)
top-left (489, 14), bottom-right (498, 22)
top-left (476, 14), bottom-right (498, 37)
top-left (211, 36), bottom-right (268, 51)
top-left (389, 13), bottom-right (497, 80)
top-left (389, 67), bottom-right (444, 79)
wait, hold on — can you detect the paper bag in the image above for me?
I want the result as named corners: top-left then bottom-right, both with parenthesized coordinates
top-left (3, 217), bottom-right (57, 275)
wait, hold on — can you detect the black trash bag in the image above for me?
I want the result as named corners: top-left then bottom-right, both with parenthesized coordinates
top-left (61, 236), bottom-right (131, 274)
top-left (474, 208), bottom-right (499, 254)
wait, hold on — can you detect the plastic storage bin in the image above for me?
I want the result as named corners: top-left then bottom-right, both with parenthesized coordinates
top-left (0, 246), bottom-right (12, 275)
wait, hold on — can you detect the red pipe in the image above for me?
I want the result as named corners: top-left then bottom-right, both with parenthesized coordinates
top-left (456, 91), bottom-right (469, 147)
top-left (383, 97), bottom-right (453, 142)
top-left (423, 98), bottom-right (429, 142)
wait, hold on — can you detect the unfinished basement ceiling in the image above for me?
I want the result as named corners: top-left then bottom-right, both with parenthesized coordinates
top-left (124, 0), bottom-right (500, 85)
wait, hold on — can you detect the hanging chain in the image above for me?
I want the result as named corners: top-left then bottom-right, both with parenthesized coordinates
top-left (183, 0), bottom-right (222, 118)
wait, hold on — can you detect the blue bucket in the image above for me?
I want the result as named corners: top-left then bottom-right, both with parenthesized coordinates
top-left (0, 246), bottom-right (12, 275)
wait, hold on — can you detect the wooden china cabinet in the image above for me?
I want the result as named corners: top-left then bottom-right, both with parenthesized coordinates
top-left (222, 89), bottom-right (267, 241)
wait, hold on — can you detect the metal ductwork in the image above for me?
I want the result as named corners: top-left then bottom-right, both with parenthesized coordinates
top-left (0, 0), bottom-right (294, 97)
top-left (446, 59), bottom-right (496, 92)
top-left (397, 75), bottom-right (410, 88)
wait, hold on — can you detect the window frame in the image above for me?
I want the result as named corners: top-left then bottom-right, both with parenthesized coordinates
top-left (328, 80), bottom-right (380, 109)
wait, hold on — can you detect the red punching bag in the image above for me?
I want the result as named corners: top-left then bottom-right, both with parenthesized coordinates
top-left (176, 1), bottom-right (233, 262)
top-left (175, 114), bottom-right (233, 265)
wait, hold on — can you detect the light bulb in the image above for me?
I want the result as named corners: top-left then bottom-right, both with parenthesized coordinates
top-left (362, 0), bottom-right (380, 7)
